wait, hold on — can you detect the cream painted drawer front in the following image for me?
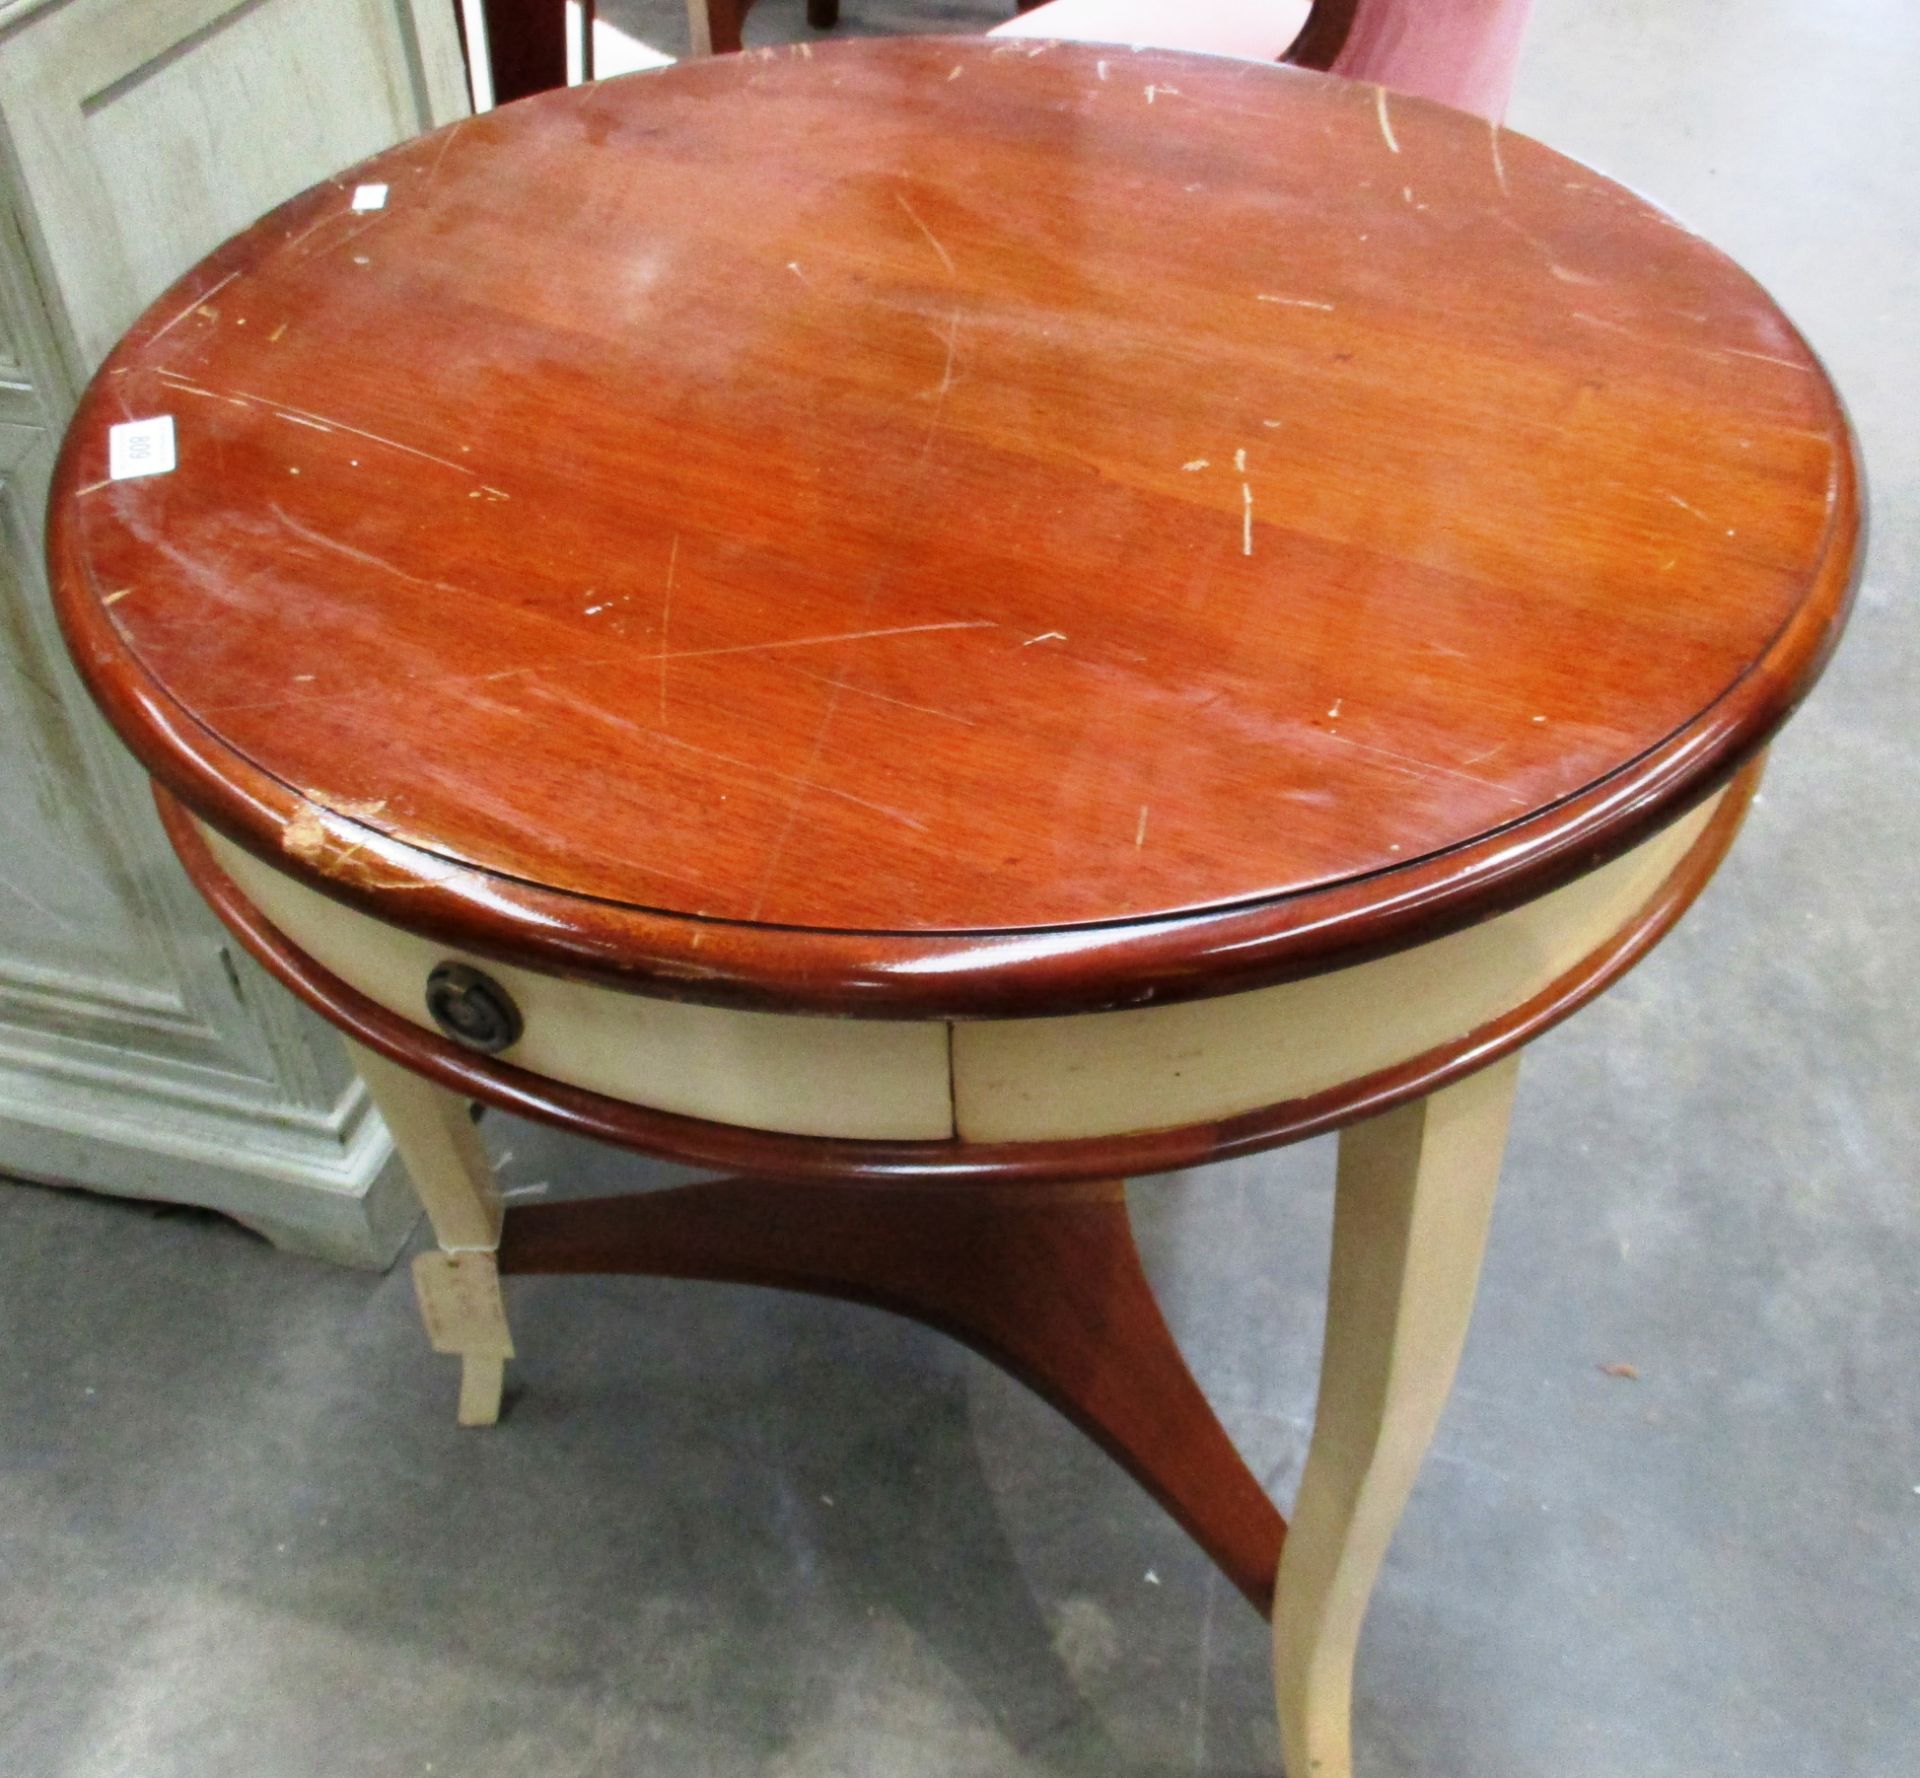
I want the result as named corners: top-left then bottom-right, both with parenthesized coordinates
top-left (206, 792), bottom-right (1716, 1147)
top-left (201, 826), bottom-right (955, 1142)
top-left (950, 794), bottom-right (1722, 1144)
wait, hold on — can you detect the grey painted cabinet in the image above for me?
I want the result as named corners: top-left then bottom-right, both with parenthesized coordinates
top-left (0, 0), bottom-right (470, 1264)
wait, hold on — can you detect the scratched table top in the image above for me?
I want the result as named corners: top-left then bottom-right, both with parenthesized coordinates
top-left (50, 38), bottom-right (1858, 1014)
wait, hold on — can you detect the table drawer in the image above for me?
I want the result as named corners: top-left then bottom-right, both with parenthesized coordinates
top-left (202, 786), bottom-right (1722, 1152)
top-left (950, 791), bottom-right (1724, 1144)
top-left (199, 823), bottom-right (955, 1143)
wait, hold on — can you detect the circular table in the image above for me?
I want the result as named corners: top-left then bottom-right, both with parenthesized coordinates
top-left (48, 37), bottom-right (1859, 1776)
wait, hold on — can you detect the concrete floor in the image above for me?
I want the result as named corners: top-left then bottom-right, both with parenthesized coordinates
top-left (5, 1), bottom-right (1917, 1773)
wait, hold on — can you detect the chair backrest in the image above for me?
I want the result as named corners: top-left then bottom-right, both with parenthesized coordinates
top-left (1286, 0), bottom-right (1535, 123)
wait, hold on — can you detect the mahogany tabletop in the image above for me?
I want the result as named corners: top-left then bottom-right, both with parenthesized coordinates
top-left (49, 38), bottom-right (1860, 1018)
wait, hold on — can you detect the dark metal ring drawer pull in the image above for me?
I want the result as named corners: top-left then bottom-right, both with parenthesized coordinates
top-left (425, 963), bottom-right (523, 1053)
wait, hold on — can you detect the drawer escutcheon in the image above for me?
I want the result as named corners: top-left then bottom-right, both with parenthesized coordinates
top-left (425, 963), bottom-right (523, 1054)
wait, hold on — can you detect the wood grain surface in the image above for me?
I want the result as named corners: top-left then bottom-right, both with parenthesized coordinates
top-left (51, 40), bottom-right (1857, 1016)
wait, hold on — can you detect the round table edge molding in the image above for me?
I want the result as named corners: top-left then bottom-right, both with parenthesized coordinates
top-left (154, 763), bottom-right (1760, 1186)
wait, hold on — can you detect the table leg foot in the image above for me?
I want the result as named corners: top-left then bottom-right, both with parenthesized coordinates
top-left (410, 1250), bottom-right (514, 1425)
top-left (501, 1173), bottom-right (1287, 1608)
top-left (1273, 1054), bottom-right (1520, 1777)
top-left (457, 1353), bottom-right (507, 1427)
top-left (350, 1040), bottom-right (511, 1426)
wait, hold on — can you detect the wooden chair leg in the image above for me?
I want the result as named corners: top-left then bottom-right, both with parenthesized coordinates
top-left (1272, 1054), bottom-right (1520, 1778)
top-left (687, 0), bottom-right (752, 56)
top-left (475, 0), bottom-right (569, 102)
top-left (348, 1040), bottom-right (511, 1427)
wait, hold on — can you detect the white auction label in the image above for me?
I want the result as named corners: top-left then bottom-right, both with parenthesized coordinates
top-left (351, 182), bottom-right (388, 212)
top-left (107, 415), bottom-right (176, 481)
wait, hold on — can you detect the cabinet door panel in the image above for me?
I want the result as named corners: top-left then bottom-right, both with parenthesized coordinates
top-left (0, 0), bottom-right (467, 1265)
top-left (0, 0), bottom-right (467, 374)
top-left (0, 422), bottom-right (176, 1001)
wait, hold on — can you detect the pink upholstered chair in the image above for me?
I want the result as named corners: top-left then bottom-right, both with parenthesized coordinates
top-left (996, 0), bottom-right (1534, 123)
top-left (471, 3), bottom-right (1533, 128)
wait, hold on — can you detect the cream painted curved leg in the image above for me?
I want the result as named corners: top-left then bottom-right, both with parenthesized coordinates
top-left (348, 1040), bottom-right (512, 1427)
top-left (1273, 1052), bottom-right (1520, 1777)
